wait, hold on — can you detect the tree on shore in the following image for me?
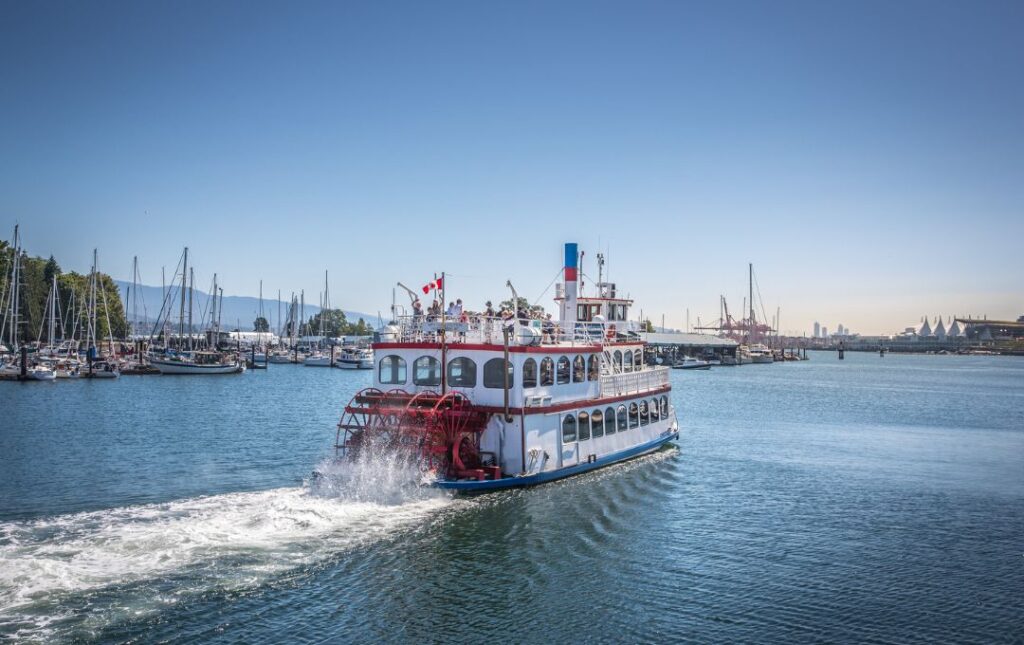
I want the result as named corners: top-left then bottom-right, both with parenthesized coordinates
top-left (0, 238), bottom-right (128, 343)
top-left (253, 316), bottom-right (269, 332)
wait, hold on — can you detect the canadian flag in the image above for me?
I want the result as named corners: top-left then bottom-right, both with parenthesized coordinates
top-left (421, 277), bottom-right (443, 294)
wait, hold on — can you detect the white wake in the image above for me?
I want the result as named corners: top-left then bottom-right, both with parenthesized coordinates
top-left (0, 469), bottom-right (453, 640)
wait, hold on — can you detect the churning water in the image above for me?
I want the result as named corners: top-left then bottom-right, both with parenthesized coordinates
top-left (1, 353), bottom-right (1022, 642)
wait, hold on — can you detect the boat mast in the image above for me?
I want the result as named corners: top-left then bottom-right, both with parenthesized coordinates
top-left (5, 225), bottom-right (21, 350)
top-left (97, 253), bottom-right (116, 357)
top-left (48, 275), bottom-right (57, 347)
top-left (131, 256), bottom-right (139, 339)
top-left (188, 266), bottom-right (195, 352)
top-left (87, 249), bottom-right (98, 355)
top-left (179, 247), bottom-right (188, 351)
top-left (211, 273), bottom-right (218, 349)
top-left (748, 262), bottom-right (754, 345)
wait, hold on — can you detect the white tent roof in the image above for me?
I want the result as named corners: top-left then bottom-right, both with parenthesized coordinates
top-left (918, 317), bottom-right (933, 337)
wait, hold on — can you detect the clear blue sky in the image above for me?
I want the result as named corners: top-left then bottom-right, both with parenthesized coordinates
top-left (2, 0), bottom-right (1021, 334)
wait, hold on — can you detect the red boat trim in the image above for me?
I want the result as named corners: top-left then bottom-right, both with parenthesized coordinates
top-left (473, 385), bottom-right (671, 416)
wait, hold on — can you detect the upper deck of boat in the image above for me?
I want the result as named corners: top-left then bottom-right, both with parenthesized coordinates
top-left (375, 315), bottom-right (644, 351)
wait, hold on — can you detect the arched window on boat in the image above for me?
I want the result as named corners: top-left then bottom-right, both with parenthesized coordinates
top-left (556, 356), bottom-right (570, 384)
top-left (573, 355), bottom-right (585, 382)
top-left (588, 354), bottom-right (600, 381)
top-left (613, 350), bottom-right (623, 373)
top-left (605, 406), bottom-right (616, 435)
top-left (446, 357), bottom-right (476, 388)
top-left (523, 358), bottom-right (538, 388)
top-left (639, 400), bottom-right (649, 426)
top-left (578, 410), bottom-right (590, 441)
top-left (617, 405), bottom-right (628, 431)
top-left (562, 414), bottom-right (577, 443)
top-left (661, 395), bottom-right (669, 418)
top-left (379, 355), bottom-right (406, 384)
top-left (483, 357), bottom-right (513, 389)
top-left (413, 356), bottom-right (441, 386)
top-left (591, 408), bottom-right (604, 438)
top-left (628, 402), bottom-right (639, 428)
top-left (540, 357), bottom-right (554, 386)
top-left (634, 349), bottom-right (643, 370)
top-left (650, 397), bottom-right (660, 421)
top-left (623, 350), bottom-right (633, 373)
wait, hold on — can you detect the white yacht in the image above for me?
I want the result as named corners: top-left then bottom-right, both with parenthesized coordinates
top-left (334, 346), bottom-right (373, 369)
top-left (748, 344), bottom-right (774, 364)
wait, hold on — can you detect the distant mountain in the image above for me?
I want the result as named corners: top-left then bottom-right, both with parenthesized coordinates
top-left (115, 281), bottom-right (378, 331)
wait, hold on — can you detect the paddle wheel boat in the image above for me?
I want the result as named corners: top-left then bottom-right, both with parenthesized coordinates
top-left (328, 243), bottom-right (679, 492)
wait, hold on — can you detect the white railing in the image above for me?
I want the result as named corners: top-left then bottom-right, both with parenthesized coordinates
top-left (599, 366), bottom-right (670, 397)
top-left (381, 315), bottom-right (638, 347)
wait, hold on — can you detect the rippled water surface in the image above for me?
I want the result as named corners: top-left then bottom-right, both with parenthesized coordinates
top-left (2, 352), bottom-right (1023, 642)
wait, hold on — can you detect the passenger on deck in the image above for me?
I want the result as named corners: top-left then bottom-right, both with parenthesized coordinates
top-left (484, 301), bottom-right (495, 318)
top-left (429, 300), bottom-right (441, 319)
top-left (412, 299), bottom-right (423, 322)
top-left (446, 301), bottom-right (458, 317)
top-left (542, 314), bottom-right (556, 344)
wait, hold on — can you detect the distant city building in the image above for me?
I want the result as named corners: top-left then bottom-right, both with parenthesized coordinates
top-left (822, 326), bottom-right (828, 338)
top-left (837, 324), bottom-right (845, 336)
top-left (813, 321), bottom-right (820, 338)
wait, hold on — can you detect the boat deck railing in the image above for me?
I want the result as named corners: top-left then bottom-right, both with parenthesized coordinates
top-left (382, 315), bottom-right (639, 347)
top-left (599, 366), bottom-right (671, 397)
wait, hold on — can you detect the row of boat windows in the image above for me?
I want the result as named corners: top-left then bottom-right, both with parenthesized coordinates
top-left (561, 397), bottom-right (670, 443)
top-left (379, 349), bottom-right (645, 388)
top-left (379, 354), bottom-right (602, 388)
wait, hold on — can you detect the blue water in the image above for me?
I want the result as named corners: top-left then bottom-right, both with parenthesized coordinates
top-left (1, 352), bottom-right (1022, 642)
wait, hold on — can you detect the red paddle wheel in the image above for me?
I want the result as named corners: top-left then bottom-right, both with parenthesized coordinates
top-left (337, 388), bottom-right (491, 480)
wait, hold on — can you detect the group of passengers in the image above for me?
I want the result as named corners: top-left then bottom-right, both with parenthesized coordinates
top-left (406, 297), bottom-right (559, 343)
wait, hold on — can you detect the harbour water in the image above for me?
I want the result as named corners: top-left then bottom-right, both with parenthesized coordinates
top-left (1, 352), bottom-right (1022, 642)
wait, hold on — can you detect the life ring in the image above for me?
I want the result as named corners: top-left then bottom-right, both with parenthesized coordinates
top-left (605, 324), bottom-right (616, 340)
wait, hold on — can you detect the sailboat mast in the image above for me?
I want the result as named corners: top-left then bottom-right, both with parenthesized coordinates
top-left (188, 267), bottom-right (195, 352)
top-left (49, 275), bottom-right (57, 346)
top-left (9, 225), bottom-right (21, 350)
top-left (748, 262), bottom-right (754, 344)
top-left (131, 256), bottom-right (139, 339)
top-left (179, 248), bottom-right (188, 350)
top-left (211, 273), bottom-right (218, 348)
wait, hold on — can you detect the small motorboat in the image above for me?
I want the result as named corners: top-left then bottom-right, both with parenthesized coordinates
top-left (27, 365), bottom-right (57, 381)
top-left (672, 356), bottom-right (711, 370)
top-left (82, 360), bottom-right (120, 378)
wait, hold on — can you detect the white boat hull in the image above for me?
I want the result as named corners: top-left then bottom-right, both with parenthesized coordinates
top-left (304, 356), bottom-right (333, 367)
top-left (151, 359), bottom-right (245, 375)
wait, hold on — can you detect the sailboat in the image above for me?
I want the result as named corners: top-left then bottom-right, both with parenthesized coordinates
top-left (0, 226), bottom-right (56, 381)
top-left (148, 248), bottom-right (244, 375)
top-left (80, 249), bottom-right (120, 378)
top-left (248, 280), bottom-right (268, 369)
top-left (304, 272), bottom-right (333, 367)
top-left (269, 292), bottom-right (298, 363)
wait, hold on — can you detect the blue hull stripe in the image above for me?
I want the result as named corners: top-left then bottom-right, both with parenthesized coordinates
top-left (433, 432), bottom-right (679, 492)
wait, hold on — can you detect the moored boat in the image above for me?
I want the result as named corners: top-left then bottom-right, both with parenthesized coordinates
top-left (748, 344), bottom-right (774, 364)
top-left (672, 356), bottom-right (711, 370)
top-left (150, 351), bottom-right (245, 375)
top-left (334, 346), bottom-right (373, 369)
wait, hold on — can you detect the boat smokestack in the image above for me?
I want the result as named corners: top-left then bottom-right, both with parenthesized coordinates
top-left (562, 242), bottom-right (578, 324)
